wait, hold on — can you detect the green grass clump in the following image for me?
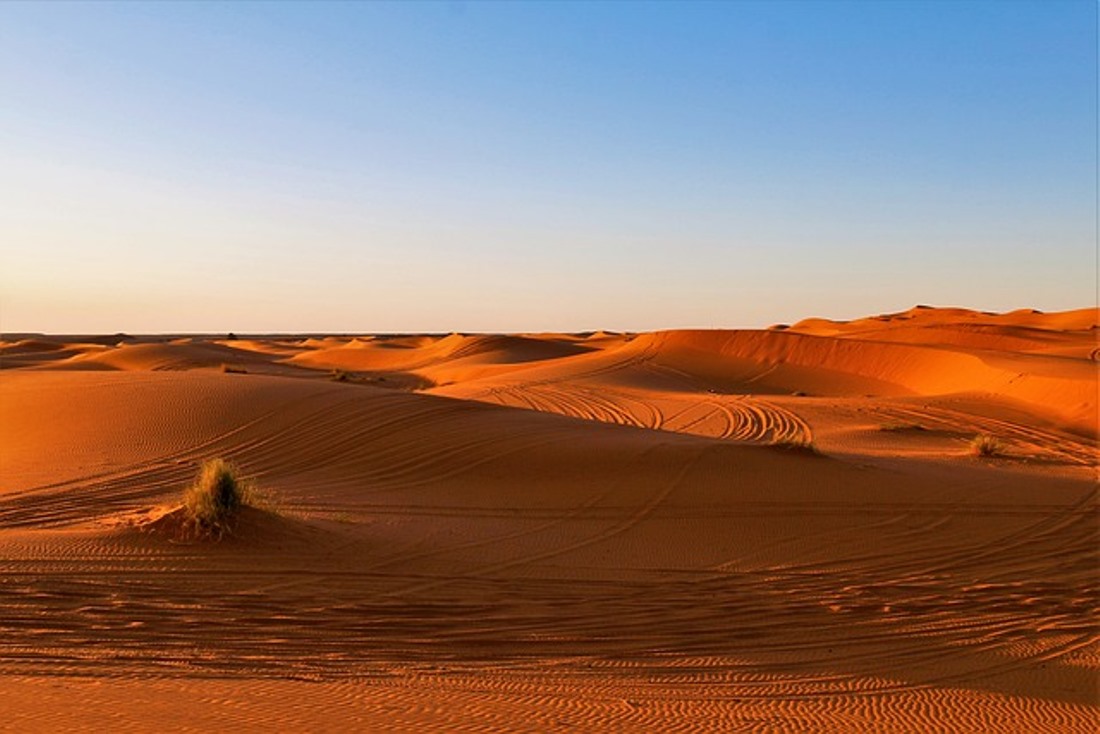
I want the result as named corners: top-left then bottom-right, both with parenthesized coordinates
top-left (183, 459), bottom-right (254, 537)
top-left (970, 434), bottom-right (1005, 457)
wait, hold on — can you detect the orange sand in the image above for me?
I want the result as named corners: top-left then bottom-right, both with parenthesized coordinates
top-left (1, 306), bottom-right (1096, 731)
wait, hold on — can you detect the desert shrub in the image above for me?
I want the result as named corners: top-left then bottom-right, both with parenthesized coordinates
top-left (880, 422), bottom-right (926, 432)
top-left (183, 459), bottom-right (254, 537)
top-left (970, 434), bottom-right (1005, 457)
top-left (771, 435), bottom-right (820, 455)
top-left (331, 369), bottom-right (353, 382)
top-left (221, 364), bottom-right (247, 374)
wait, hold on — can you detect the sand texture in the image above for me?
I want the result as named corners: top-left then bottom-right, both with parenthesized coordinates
top-left (1, 306), bottom-right (1097, 731)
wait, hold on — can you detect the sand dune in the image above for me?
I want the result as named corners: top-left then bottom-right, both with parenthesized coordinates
top-left (788, 305), bottom-right (1098, 336)
top-left (0, 307), bottom-right (1096, 731)
top-left (286, 333), bottom-right (597, 386)
top-left (434, 309), bottom-right (1096, 440)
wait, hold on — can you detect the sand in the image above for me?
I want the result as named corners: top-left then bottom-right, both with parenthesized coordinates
top-left (1, 306), bottom-right (1096, 731)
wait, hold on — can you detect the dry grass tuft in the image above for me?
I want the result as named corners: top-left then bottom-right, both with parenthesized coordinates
top-left (970, 434), bottom-right (1005, 457)
top-left (183, 459), bottom-right (255, 538)
top-left (880, 422), bottom-right (926, 432)
top-left (770, 435), bottom-right (820, 455)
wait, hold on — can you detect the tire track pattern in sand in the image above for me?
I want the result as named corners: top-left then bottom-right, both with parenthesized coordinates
top-left (481, 384), bottom-right (812, 447)
top-left (0, 557), bottom-right (1095, 706)
top-left (870, 403), bottom-right (1097, 466)
top-left (0, 388), bottom-right (583, 529)
top-left (1, 442), bottom-right (1095, 706)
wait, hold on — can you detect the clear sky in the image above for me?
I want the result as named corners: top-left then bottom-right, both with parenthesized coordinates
top-left (1, 0), bottom-right (1095, 333)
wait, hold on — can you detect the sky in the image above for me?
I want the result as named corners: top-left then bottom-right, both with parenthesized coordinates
top-left (1, 0), bottom-right (1095, 333)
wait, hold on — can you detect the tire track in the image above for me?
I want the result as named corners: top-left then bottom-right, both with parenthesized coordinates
top-left (871, 404), bottom-right (1096, 466)
top-left (394, 446), bottom-right (706, 595)
top-left (478, 385), bottom-right (812, 447)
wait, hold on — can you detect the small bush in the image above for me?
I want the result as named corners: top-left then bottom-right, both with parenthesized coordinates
top-left (183, 459), bottom-right (254, 537)
top-left (880, 422), bottom-right (926, 432)
top-left (771, 435), bottom-right (820, 455)
top-left (970, 434), bottom-right (1005, 457)
top-left (331, 369), bottom-right (354, 382)
top-left (222, 364), bottom-right (247, 374)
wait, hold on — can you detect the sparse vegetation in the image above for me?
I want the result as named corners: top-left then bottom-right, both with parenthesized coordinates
top-left (182, 459), bottom-right (255, 538)
top-left (970, 434), bottom-right (1005, 458)
top-left (771, 436), bottom-right (820, 455)
top-left (880, 422), bottom-right (926, 432)
top-left (221, 363), bottom-right (247, 374)
top-left (331, 368), bottom-right (354, 382)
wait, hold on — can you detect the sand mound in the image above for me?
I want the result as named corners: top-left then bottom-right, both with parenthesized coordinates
top-left (55, 341), bottom-right (270, 371)
top-left (128, 504), bottom-right (324, 549)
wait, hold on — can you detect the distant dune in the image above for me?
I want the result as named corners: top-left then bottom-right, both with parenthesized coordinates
top-left (1, 306), bottom-right (1096, 731)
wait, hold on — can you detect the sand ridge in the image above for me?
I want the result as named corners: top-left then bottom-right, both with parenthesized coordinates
top-left (0, 306), bottom-right (1096, 731)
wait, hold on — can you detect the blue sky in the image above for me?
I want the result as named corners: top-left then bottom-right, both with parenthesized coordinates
top-left (1, 1), bottom-right (1095, 332)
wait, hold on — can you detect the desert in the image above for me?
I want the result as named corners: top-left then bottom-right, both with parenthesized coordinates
top-left (1, 305), bottom-right (1096, 731)
top-left (3, 1), bottom-right (1096, 729)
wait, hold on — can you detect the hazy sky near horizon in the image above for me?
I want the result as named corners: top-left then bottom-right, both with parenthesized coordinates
top-left (1, 1), bottom-right (1095, 333)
